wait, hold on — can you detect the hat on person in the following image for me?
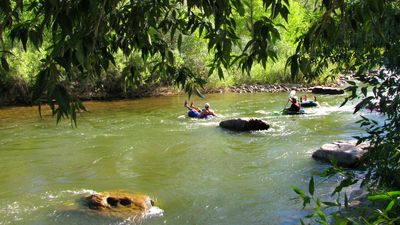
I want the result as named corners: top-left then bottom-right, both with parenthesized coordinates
top-left (291, 96), bottom-right (298, 102)
top-left (204, 103), bottom-right (210, 108)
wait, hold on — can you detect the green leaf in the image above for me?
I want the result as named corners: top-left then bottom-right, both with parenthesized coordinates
top-left (208, 66), bottom-right (215, 76)
top-left (299, 57), bottom-right (310, 75)
top-left (29, 29), bottom-right (42, 50)
top-left (369, 193), bottom-right (394, 201)
top-left (1, 57), bottom-right (9, 71)
top-left (340, 98), bottom-right (349, 107)
top-left (309, 176), bottom-right (315, 196)
top-left (71, 102), bottom-right (77, 127)
top-left (195, 88), bottom-right (204, 98)
top-left (387, 191), bottom-right (400, 196)
top-left (361, 86), bottom-right (368, 97)
top-left (217, 66), bottom-right (223, 79)
top-left (177, 34), bottom-right (182, 51)
top-left (316, 208), bottom-right (328, 222)
top-left (385, 199), bottom-right (395, 212)
top-left (222, 41), bottom-right (232, 61)
top-left (288, 55), bottom-right (298, 78)
top-left (21, 28), bottom-right (28, 51)
top-left (56, 109), bottom-right (62, 124)
top-left (347, 80), bottom-right (356, 86)
top-left (332, 177), bottom-right (357, 195)
top-left (76, 100), bottom-right (87, 111)
top-left (279, 6), bottom-right (289, 22)
top-left (38, 102), bottom-right (42, 118)
top-left (322, 201), bottom-right (340, 207)
top-left (32, 69), bottom-right (49, 102)
top-left (236, 0), bottom-right (245, 16)
top-left (53, 85), bottom-right (70, 111)
top-left (147, 32), bottom-right (152, 46)
top-left (263, 0), bottom-right (274, 9)
top-left (303, 196), bottom-right (311, 207)
top-left (292, 186), bottom-right (305, 197)
top-left (168, 51), bottom-right (175, 65)
top-left (332, 214), bottom-right (350, 225)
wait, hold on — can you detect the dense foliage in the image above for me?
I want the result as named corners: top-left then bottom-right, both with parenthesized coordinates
top-left (289, 0), bottom-right (400, 186)
top-left (289, 0), bottom-right (400, 223)
top-left (0, 0), bottom-right (293, 122)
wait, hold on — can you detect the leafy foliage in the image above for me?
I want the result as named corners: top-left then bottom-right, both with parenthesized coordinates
top-left (0, 0), bottom-right (291, 125)
top-left (288, 0), bottom-right (400, 186)
top-left (292, 170), bottom-right (400, 224)
top-left (288, 1), bottom-right (400, 223)
top-left (288, 0), bottom-right (400, 80)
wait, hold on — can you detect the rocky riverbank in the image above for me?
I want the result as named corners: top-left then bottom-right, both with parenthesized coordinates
top-left (206, 74), bottom-right (348, 94)
top-left (0, 74), bottom-right (350, 107)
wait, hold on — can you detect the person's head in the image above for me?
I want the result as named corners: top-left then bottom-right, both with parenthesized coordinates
top-left (204, 103), bottom-right (210, 109)
top-left (291, 96), bottom-right (298, 103)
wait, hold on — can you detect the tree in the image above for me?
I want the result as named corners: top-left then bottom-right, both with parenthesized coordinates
top-left (0, 0), bottom-right (289, 124)
top-left (288, 0), bottom-right (400, 187)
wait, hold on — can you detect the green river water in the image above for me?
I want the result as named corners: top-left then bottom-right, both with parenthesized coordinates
top-left (0, 92), bottom-right (369, 225)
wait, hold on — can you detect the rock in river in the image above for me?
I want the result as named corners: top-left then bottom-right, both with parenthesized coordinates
top-left (312, 140), bottom-right (369, 168)
top-left (83, 192), bottom-right (163, 219)
top-left (219, 118), bottom-right (270, 132)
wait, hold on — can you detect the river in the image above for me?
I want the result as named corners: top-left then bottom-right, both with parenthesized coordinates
top-left (0, 92), bottom-right (368, 225)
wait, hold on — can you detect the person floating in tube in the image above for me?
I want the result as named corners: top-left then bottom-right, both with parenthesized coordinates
top-left (184, 101), bottom-right (217, 118)
top-left (288, 96), bottom-right (301, 112)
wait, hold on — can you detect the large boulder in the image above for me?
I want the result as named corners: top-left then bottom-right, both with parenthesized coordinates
top-left (311, 86), bottom-right (345, 95)
top-left (83, 192), bottom-right (163, 219)
top-left (312, 140), bottom-right (369, 168)
top-left (219, 118), bottom-right (270, 131)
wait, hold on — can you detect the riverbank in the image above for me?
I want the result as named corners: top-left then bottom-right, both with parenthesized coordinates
top-left (0, 74), bottom-right (349, 107)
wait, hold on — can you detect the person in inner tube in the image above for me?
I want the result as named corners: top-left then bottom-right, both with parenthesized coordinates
top-left (185, 100), bottom-right (202, 117)
top-left (288, 96), bottom-right (301, 112)
top-left (198, 102), bottom-right (217, 118)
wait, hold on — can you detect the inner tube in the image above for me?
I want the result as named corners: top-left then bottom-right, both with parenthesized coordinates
top-left (200, 115), bottom-right (214, 119)
top-left (188, 111), bottom-right (214, 119)
top-left (188, 110), bottom-right (200, 118)
top-left (300, 101), bottom-right (319, 107)
top-left (282, 109), bottom-right (306, 115)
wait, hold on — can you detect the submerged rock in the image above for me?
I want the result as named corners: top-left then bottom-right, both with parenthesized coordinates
top-left (219, 118), bottom-right (270, 132)
top-left (311, 86), bottom-right (344, 95)
top-left (312, 140), bottom-right (369, 168)
top-left (83, 192), bottom-right (163, 219)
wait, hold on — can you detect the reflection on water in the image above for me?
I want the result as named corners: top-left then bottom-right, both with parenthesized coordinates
top-left (0, 92), bottom-right (379, 225)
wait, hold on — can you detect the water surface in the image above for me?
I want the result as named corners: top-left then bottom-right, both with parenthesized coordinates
top-left (0, 92), bottom-right (371, 225)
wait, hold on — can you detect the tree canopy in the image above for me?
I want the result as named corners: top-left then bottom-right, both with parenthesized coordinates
top-left (0, 0), bottom-right (291, 123)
